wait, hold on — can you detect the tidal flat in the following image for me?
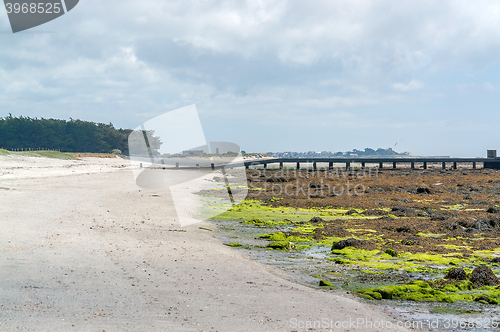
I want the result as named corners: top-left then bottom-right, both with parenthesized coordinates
top-left (205, 167), bottom-right (500, 330)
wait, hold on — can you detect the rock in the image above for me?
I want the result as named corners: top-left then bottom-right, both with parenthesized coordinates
top-left (402, 237), bottom-right (418, 246)
top-left (490, 217), bottom-right (500, 228)
top-left (344, 209), bottom-right (358, 216)
top-left (467, 218), bottom-right (492, 233)
top-left (428, 210), bottom-right (448, 221)
top-left (309, 183), bottom-right (320, 188)
top-left (391, 206), bottom-right (417, 216)
top-left (332, 238), bottom-right (362, 250)
top-left (475, 295), bottom-right (489, 302)
top-left (487, 207), bottom-right (500, 214)
top-left (385, 248), bottom-right (397, 257)
top-left (416, 187), bottom-right (431, 194)
top-left (445, 268), bottom-right (467, 280)
top-left (362, 209), bottom-right (387, 216)
top-left (470, 266), bottom-right (500, 288)
top-left (319, 280), bottom-right (334, 287)
top-left (377, 287), bottom-right (394, 299)
top-left (266, 177), bottom-right (287, 183)
top-left (491, 257), bottom-right (500, 263)
top-left (365, 291), bottom-right (382, 300)
top-left (458, 218), bottom-right (475, 228)
top-left (439, 221), bottom-right (461, 231)
top-left (474, 295), bottom-right (490, 304)
top-left (267, 241), bottom-right (295, 250)
top-left (309, 217), bottom-right (325, 223)
top-left (396, 226), bottom-right (414, 233)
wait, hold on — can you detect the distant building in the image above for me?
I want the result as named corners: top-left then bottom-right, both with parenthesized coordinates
top-left (182, 150), bottom-right (205, 155)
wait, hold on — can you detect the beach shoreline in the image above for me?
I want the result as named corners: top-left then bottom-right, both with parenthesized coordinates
top-left (0, 155), bottom-right (408, 331)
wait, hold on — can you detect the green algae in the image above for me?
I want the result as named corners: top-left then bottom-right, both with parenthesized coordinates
top-left (416, 232), bottom-right (446, 238)
top-left (346, 228), bottom-right (377, 233)
top-left (331, 248), bottom-right (388, 261)
top-left (242, 217), bottom-right (290, 226)
top-left (259, 232), bottom-right (314, 242)
top-left (359, 278), bottom-right (500, 304)
top-left (358, 270), bottom-right (384, 274)
top-left (290, 223), bottom-right (319, 234)
top-left (319, 279), bottom-right (335, 287)
top-left (211, 200), bottom-right (380, 223)
top-left (224, 242), bottom-right (243, 247)
top-left (441, 204), bottom-right (467, 211)
top-left (313, 237), bottom-right (343, 247)
top-left (267, 241), bottom-right (293, 250)
top-left (359, 280), bottom-right (459, 302)
top-left (399, 252), bottom-right (466, 265)
top-left (430, 307), bottom-right (480, 315)
top-left (328, 247), bottom-right (465, 273)
top-left (437, 244), bottom-right (471, 251)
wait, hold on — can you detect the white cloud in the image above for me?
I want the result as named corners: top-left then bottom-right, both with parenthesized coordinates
top-left (484, 82), bottom-right (495, 91)
top-left (392, 80), bottom-right (424, 92)
top-left (2, 0), bottom-right (500, 156)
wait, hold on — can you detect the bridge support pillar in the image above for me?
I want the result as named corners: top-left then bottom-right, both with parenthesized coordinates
top-left (379, 162), bottom-right (383, 169)
top-left (411, 162), bottom-right (414, 169)
top-left (263, 163), bottom-right (267, 170)
top-left (484, 162), bottom-right (500, 169)
top-left (211, 163), bottom-right (214, 170)
top-left (279, 162), bottom-right (283, 169)
top-left (313, 162), bottom-right (317, 170)
top-left (442, 162), bottom-right (446, 170)
top-left (346, 162), bottom-right (350, 170)
top-left (329, 162), bottom-right (333, 170)
top-left (245, 164), bottom-right (249, 169)
top-left (393, 162), bottom-right (397, 169)
top-left (361, 162), bottom-right (365, 169)
top-left (296, 162), bottom-right (300, 170)
top-left (453, 162), bottom-right (457, 170)
top-left (473, 161), bottom-right (477, 169)
top-left (423, 162), bottom-right (427, 170)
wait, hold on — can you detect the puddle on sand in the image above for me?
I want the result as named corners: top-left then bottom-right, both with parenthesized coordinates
top-left (393, 301), bottom-right (500, 331)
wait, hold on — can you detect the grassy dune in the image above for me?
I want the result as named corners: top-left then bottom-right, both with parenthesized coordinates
top-left (0, 149), bottom-right (117, 160)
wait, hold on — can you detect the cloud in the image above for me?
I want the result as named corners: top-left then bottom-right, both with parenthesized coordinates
top-left (484, 82), bottom-right (495, 91)
top-left (392, 79), bottom-right (424, 92)
top-left (1, 0), bottom-right (500, 156)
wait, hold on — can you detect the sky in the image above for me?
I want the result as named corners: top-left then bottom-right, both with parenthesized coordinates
top-left (1, 1), bottom-right (500, 157)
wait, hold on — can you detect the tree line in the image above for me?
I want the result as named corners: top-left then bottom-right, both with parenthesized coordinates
top-left (0, 115), bottom-right (135, 154)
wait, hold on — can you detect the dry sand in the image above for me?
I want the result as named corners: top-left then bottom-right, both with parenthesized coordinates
top-left (0, 155), bottom-right (409, 331)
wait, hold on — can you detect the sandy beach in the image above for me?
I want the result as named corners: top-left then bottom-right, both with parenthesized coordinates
top-left (0, 155), bottom-right (409, 332)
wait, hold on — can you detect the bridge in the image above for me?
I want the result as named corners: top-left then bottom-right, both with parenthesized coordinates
top-left (135, 150), bottom-right (500, 171)
top-left (240, 157), bottom-right (500, 170)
